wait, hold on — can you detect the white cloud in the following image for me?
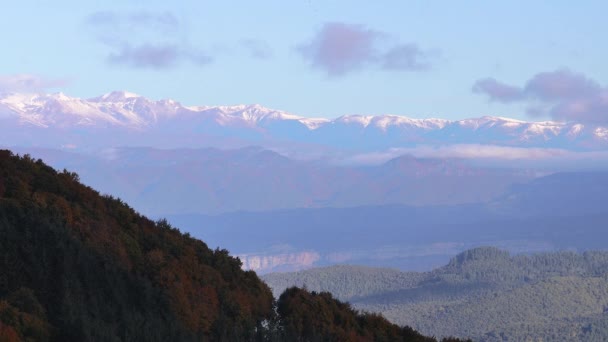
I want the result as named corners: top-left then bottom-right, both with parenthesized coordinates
top-left (0, 74), bottom-right (68, 93)
top-left (340, 144), bottom-right (608, 168)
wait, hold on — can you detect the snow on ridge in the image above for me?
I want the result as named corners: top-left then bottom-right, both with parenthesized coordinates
top-left (455, 116), bottom-right (569, 131)
top-left (1, 91), bottom-right (152, 127)
top-left (595, 127), bottom-right (608, 139)
top-left (94, 91), bottom-right (141, 102)
top-left (199, 104), bottom-right (305, 127)
top-left (370, 115), bottom-right (449, 130)
top-left (566, 124), bottom-right (585, 138)
top-left (0, 91), bottom-right (606, 148)
top-left (298, 117), bottom-right (331, 130)
top-left (0, 91), bottom-right (576, 129)
top-left (335, 115), bottom-right (375, 127)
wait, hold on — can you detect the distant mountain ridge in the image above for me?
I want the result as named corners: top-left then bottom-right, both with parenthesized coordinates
top-left (168, 170), bottom-right (608, 273)
top-left (5, 146), bottom-right (535, 215)
top-left (1, 91), bottom-right (607, 151)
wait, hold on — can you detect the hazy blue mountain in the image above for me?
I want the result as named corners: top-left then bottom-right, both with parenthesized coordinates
top-left (4, 146), bottom-right (535, 215)
top-left (168, 171), bottom-right (608, 272)
top-left (489, 171), bottom-right (608, 217)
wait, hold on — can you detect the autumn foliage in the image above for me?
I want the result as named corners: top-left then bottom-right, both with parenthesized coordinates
top-left (0, 150), bottom-right (273, 340)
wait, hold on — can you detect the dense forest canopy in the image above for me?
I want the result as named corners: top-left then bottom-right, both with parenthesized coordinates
top-left (264, 247), bottom-right (608, 341)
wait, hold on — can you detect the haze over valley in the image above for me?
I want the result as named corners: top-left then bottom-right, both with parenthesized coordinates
top-left (3, 91), bottom-right (608, 273)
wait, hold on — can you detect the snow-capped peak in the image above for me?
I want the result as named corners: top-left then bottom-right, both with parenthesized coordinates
top-left (92, 91), bottom-right (142, 103)
top-left (335, 115), bottom-right (375, 127)
top-left (1, 90), bottom-right (607, 150)
top-left (209, 104), bottom-right (303, 124)
top-left (49, 92), bottom-right (72, 101)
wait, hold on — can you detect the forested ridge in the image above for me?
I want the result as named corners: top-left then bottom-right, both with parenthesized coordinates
top-left (0, 150), bottom-right (468, 341)
top-left (264, 247), bottom-right (608, 341)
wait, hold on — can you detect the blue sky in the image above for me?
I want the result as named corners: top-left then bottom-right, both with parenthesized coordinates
top-left (1, 1), bottom-right (607, 121)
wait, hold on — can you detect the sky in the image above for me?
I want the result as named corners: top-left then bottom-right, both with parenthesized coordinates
top-left (1, 1), bottom-right (607, 121)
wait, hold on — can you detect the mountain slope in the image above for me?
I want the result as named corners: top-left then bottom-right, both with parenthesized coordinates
top-left (0, 150), bottom-right (275, 340)
top-left (0, 150), bottom-right (466, 341)
top-left (1, 91), bottom-right (607, 151)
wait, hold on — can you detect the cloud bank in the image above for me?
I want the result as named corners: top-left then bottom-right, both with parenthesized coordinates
top-left (0, 74), bottom-right (69, 93)
top-left (341, 144), bottom-right (608, 169)
top-left (473, 69), bottom-right (608, 124)
top-left (297, 22), bottom-right (436, 76)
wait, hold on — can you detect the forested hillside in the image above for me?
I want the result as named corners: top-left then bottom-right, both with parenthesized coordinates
top-left (264, 247), bottom-right (608, 341)
top-left (0, 150), bottom-right (466, 341)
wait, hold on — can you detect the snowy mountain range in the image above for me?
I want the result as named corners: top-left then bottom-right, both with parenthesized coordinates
top-left (1, 90), bottom-right (607, 151)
